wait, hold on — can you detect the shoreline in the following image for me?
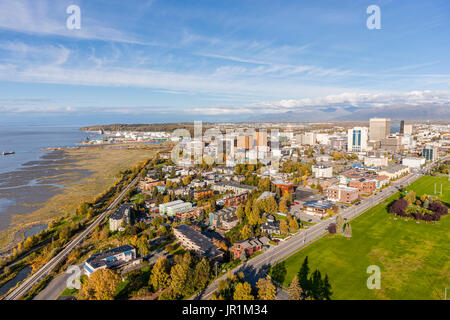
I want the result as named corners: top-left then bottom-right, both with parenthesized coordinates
top-left (0, 143), bottom-right (161, 253)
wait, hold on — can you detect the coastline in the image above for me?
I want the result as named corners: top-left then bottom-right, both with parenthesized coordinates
top-left (0, 143), bottom-right (161, 253)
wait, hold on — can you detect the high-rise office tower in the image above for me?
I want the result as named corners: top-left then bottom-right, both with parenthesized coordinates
top-left (399, 120), bottom-right (405, 134)
top-left (347, 127), bottom-right (368, 152)
top-left (369, 118), bottom-right (390, 142)
top-left (237, 135), bottom-right (250, 150)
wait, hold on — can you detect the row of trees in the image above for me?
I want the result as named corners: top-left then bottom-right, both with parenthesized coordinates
top-left (212, 272), bottom-right (276, 300)
top-left (151, 252), bottom-right (212, 300)
top-left (288, 256), bottom-right (332, 300)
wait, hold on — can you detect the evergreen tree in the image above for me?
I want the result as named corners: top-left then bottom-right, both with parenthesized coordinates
top-left (297, 256), bottom-right (310, 296)
top-left (322, 274), bottom-right (332, 300)
top-left (310, 269), bottom-right (323, 300)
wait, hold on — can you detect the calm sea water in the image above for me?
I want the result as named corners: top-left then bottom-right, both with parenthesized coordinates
top-left (0, 125), bottom-right (100, 234)
top-left (0, 125), bottom-right (97, 174)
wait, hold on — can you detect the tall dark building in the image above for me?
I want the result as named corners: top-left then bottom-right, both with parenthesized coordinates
top-left (400, 120), bottom-right (405, 134)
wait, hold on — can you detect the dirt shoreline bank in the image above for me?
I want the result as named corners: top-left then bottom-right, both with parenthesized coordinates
top-left (0, 144), bottom-right (160, 253)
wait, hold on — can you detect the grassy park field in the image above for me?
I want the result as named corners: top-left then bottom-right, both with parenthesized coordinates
top-left (275, 175), bottom-right (450, 300)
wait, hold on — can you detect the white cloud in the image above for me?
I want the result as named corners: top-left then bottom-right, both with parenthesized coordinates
top-left (0, 0), bottom-right (145, 44)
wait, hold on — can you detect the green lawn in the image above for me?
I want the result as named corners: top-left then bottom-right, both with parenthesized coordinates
top-left (275, 176), bottom-right (450, 300)
top-left (404, 175), bottom-right (449, 204)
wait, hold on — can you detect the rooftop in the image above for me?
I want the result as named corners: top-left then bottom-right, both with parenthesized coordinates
top-left (86, 245), bottom-right (135, 269)
top-left (110, 203), bottom-right (133, 221)
top-left (175, 224), bottom-right (223, 259)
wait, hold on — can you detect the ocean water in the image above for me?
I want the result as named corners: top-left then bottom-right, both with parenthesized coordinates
top-left (0, 124), bottom-right (98, 174)
top-left (0, 125), bottom-right (101, 236)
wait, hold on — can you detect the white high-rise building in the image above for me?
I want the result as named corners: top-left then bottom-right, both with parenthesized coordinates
top-left (347, 127), bottom-right (369, 152)
top-left (303, 132), bottom-right (316, 145)
top-left (403, 124), bottom-right (413, 136)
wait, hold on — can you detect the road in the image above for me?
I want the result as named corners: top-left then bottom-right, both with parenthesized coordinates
top-left (192, 157), bottom-right (446, 300)
top-left (3, 174), bottom-right (140, 300)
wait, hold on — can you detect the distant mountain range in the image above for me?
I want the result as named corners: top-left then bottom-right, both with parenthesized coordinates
top-left (247, 103), bottom-right (450, 122)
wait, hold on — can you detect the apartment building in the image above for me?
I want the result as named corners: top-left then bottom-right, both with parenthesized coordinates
top-left (326, 185), bottom-right (359, 203)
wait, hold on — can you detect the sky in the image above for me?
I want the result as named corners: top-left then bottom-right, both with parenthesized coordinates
top-left (0, 0), bottom-right (449, 125)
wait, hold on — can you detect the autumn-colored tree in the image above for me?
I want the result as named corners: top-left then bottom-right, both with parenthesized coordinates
top-left (288, 216), bottom-right (299, 231)
top-left (279, 199), bottom-right (288, 213)
top-left (248, 205), bottom-right (262, 226)
top-left (240, 225), bottom-right (253, 240)
top-left (194, 258), bottom-right (211, 290)
top-left (233, 282), bottom-right (254, 300)
top-left (404, 190), bottom-right (416, 205)
top-left (78, 269), bottom-right (120, 300)
top-left (236, 205), bottom-right (245, 221)
top-left (256, 276), bottom-right (276, 300)
top-left (150, 257), bottom-right (170, 290)
top-left (335, 214), bottom-right (344, 233)
top-left (280, 219), bottom-right (289, 234)
top-left (288, 275), bottom-right (304, 300)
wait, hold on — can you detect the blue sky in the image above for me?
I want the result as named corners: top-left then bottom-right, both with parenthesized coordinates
top-left (0, 0), bottom-right (449, 124)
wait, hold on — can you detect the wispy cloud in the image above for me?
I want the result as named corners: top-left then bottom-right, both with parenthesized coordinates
top-left (0, 0), bottom-right (145, 44)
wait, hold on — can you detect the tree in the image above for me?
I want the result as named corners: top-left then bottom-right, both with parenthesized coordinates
top-left (194, 258), bottom-right (211, 290)
top-left (248, 205), bottom-right (262, 226)
top-left (270, 261), bottom-right (287, 284)
top-left (309, 269), bottom-right (323, 300)
top-left (322, 274), bottom-right (332, 300)
top-left (288, 275), bottom-right (304, 300)
top-left (404, 190), bottom-right (416, 205)
top-left (256, 276), bottom-right (276, 300)
top-left (317, 184), bottom-right (324, 195)
top-left (297, 256), bottom-right (310, 296)
top-left (236, 205), bottom-right (245, 221)
top-left (279, 199), bottom-right (288, 213)
top-left (170, 263), bottom-right (190, 298)
top-left (78, 269), bottom-right (120, 300)
top-left (335, 214), bottom-right (344, 233)
top-left (423, 198), bottom-right (430, 209)
top-left (327, 223), bottom-right (337, 234)
top-left (240, 225), bottom-right (254, 240)
top-left (233, 282), bottom-right (254, 300)
top-left (150, 257), bottom-right (170, 290)
top-left (288, 216), bottom-right (299, 231)
top-left (280, 219), bottom-right (289, 234)
top-left (389, 198), bottom-right (408, 216)
top-left (344, 223), bottom-right (352, 238)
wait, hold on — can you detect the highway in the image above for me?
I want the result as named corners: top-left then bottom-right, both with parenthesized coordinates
top-left (192, 157), bottom-right (446, 300)
top-left (2, 174), bottom-right (140, 300)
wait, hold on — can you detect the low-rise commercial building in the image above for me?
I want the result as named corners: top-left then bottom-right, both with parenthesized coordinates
top-left (378, 164), bottom-right (410, 180)
top-left (312, 165), bottom-right (333, 178)
top-left (84, 245), bottom-right (138, 276)
top-left (348, 179), bottom-right (377, 194)
top-left (272, 179), bottom-right (295, 195)
top-left (326, 185), bottom-right (359, 203)
top-left (402, 157), bottom-right (426, 168)
top-left (159, 200), bottom-right (193, 216)
top-left (302, 200), bottom-right (338, 216)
